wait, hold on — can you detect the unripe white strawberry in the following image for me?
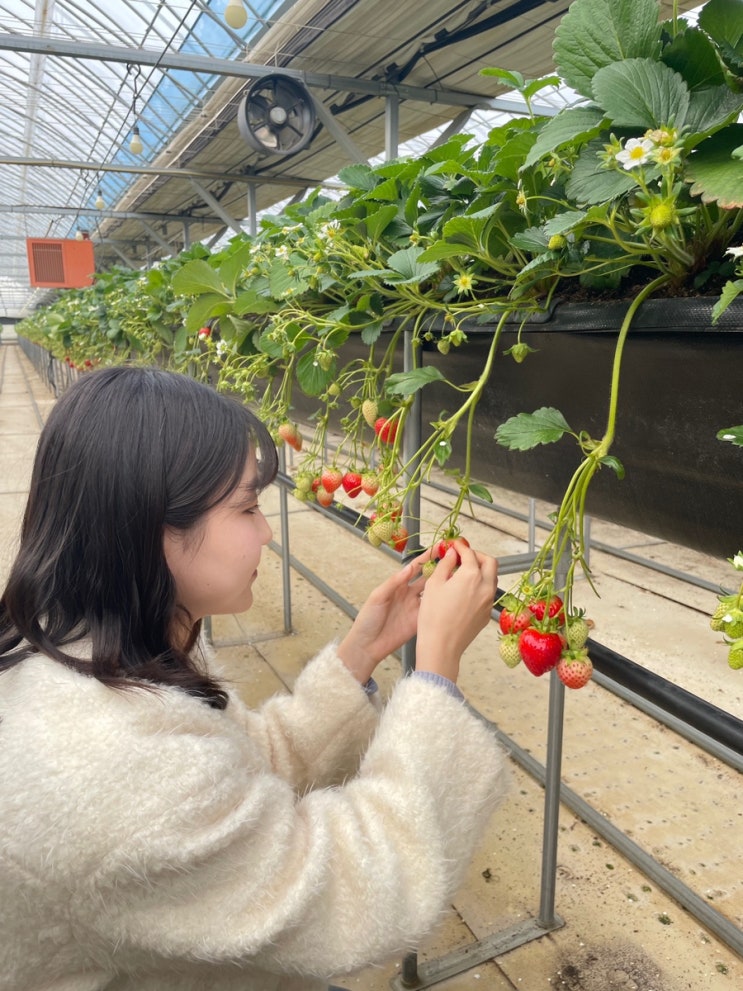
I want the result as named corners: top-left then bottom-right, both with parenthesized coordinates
top-left (361, 399), bottom-right (378, 428)
top-left (499, 634), bottom-right (522, 668)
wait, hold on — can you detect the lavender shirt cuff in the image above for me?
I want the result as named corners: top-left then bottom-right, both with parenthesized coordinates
top-left (410, 670), bottom-right (464, 701)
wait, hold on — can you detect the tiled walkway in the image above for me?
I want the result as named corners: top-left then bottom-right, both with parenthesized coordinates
top-left (1, 338), bottom-right (741, 990)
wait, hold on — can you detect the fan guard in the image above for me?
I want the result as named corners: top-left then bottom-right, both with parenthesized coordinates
top-left (238, 75), bottom-right (317, 157)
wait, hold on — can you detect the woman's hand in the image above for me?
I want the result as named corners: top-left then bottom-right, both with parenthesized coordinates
top-left (337, 552), bottom-right (431, 685)
top-left (415, 542), bottom-right (498, 684)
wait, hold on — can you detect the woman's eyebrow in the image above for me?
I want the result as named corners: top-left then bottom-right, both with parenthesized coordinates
top-left (234, 482), bottom-right (259, 502)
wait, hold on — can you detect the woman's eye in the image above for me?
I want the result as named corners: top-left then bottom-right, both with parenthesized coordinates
top-left (244, 504), bottom-right (260, 515)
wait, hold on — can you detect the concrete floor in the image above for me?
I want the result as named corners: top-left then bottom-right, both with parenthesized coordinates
top-left (1, 338), bottom-right (741, 990)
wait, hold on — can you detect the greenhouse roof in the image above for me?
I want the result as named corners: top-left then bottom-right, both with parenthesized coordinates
top-left (0, 0), bottom-right (703, 319)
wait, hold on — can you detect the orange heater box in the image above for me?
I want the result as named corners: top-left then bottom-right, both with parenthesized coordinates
top-left (26, 238), bottom-right (96, 289)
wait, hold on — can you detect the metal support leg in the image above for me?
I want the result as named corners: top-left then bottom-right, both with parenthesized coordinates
top-left (278, 446), bottom-right (293, 634)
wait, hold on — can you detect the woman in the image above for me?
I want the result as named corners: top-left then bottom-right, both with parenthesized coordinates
top-left (0, 366), bottom-right (507, 991)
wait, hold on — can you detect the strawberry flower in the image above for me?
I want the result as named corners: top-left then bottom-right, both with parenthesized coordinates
top-left (615, 137), bottom-right (654, 170)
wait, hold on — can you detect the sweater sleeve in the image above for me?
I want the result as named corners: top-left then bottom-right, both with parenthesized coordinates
top-left (78, 676), bottom-right (508, 981)
top-left (226, 643), bottom-right (382, 791)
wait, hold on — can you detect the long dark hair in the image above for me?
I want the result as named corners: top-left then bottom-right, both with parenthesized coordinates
top-left (0, 365), bottom-right (278, 708)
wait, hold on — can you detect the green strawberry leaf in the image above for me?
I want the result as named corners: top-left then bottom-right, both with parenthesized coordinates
top-left (566, 142), bottom-right (647, 205)
top-left (171, 259), bottom-right (228, 298)
top-left (717, 425), bottom-right (743, 446)
top-left (434, 437), bottom-right (452, 467)
top-left (296, 350), bottom-right (334, 397)
top-left (360, 203), bottom-right (400, 240)
top-left (495, 407), bottom-right (573, 450)
top-left (337, 163), bottom-right (378, 191)
top-left (385, 366), bottom-right (446, 396)
top-left (553, 0), bottom-right (662, 100)
top-left (469, 482), bottom-right (493, 503)
top-left (687, 125), bottom-right (743, 208)
top-left (383, 246), bottom-right (441, 285)
top-left (184, 293), bottom-right (231, 333)
top-left (523, 106), bottom-right (605, 169)
top-left (712, 278), bottom-right (743, 323)
top-left (599, 455), bottom-right (625, 478)
top-left (592, 58), bottom-right (690, 130)
top-left (361, 319), bottom-right (385, 345)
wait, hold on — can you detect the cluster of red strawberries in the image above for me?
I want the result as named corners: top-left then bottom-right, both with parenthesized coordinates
top-left (497, 593), bottom-right (594, 689)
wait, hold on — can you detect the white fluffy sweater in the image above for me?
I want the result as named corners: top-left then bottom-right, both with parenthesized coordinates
top-left (0, 644), bottom-right (507, 990)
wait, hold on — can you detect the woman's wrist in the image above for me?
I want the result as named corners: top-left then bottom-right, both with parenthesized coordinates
top-left (337, 635), bottom-right (376, 686)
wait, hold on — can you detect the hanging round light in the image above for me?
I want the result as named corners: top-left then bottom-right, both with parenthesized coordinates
top-left (225, 0), bottom-right (248, 29)
top-left (130, 124), bottom-right (144, 155)
top-left (95, 188), bottom-right (105, 210)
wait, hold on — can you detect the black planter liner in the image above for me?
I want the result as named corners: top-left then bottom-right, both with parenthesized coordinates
top-left (301, 297), bottom-right (742, 560)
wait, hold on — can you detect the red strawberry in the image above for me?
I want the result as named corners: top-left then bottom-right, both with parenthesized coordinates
top-left (518, 627), bottom-right (563, 676)
top-left (342, 471), bottom-right (363, 498)
top-left (434, 536), bottom-right (470, 565)
top-left (316, 487), bottom-right (334, 508)
top-left (499, 606), bottom-right (533, 635)
top-left (198, 326), bottom-right (211, 339)
top-left (528, 595), bottom-right (565, 624)
top-left (556, 650), bottom-right (594, 689)
top-left (374, 416), bottom-right (398, 445)
top-left (278, 422), bottom-right (302, 452)
top-left (311, 477), bottom-right (321, 493)
top-left (390, 525), bottom-right (409, 553)
top-left (321, 467), bottom-right (343, 493)
top-left (361, 472), bottom-right (380, 496)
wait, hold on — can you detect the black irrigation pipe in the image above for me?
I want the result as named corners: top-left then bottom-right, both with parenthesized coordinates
top-left (588, 638), bottom-right (743, 760)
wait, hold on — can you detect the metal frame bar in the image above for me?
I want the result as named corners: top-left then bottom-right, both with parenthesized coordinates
top-left (0, 33), bottom-right (563, 113)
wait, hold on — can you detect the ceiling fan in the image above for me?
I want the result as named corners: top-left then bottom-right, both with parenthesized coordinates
top-left (238, 74), bottom-right (317, 157)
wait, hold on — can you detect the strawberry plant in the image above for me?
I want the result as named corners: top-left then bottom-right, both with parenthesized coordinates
top-left (15, 0), bottom-right (743, 694)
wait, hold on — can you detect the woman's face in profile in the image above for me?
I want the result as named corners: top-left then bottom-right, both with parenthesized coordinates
top-left (163, 455), bottom-right (273, 621)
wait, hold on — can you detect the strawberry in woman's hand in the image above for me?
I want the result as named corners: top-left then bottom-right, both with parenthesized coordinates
top-left (434, 536), bottom-right (470, 566)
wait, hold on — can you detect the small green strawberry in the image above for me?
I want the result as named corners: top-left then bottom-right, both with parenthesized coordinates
top-left (499, 634), bottom-right (522, 668)
top-left (421, 560), bottom-right (437, 578)
top-left (710, 601), bottom-right (729, 632)
top-left (728, 638), bottom-right (743, 670)
top-left (566, 613), bottom-right (591, 650)
top-left (722, 608), bottom-right (743, 639)
top-left (294, 472), bottom-right (313, 493)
